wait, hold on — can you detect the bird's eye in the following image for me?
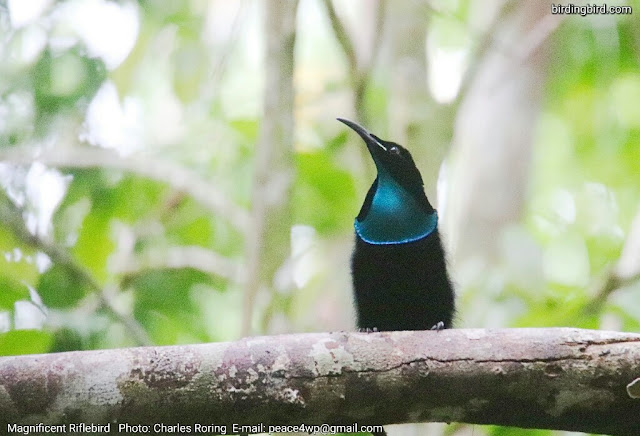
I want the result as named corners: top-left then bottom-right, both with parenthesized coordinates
top-left (389, 146), bottom-right (400, 155)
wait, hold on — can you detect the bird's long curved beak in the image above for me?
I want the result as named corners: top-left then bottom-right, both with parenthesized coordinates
top-left (337, 118), bottom-right (387, 152)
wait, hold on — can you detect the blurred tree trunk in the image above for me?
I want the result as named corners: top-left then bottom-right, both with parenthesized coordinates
top-left (445, 0), bottom-right (552, 263)
top-left (322, 0), bottom-right (384, 127)
top-left (387, 0), bottom-right (453, 202)
top-left (242, 0), bottom-right (299, 336)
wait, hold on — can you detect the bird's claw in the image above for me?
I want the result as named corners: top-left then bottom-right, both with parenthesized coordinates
top-left (430, 321), bottom-right (445, 331)
top-left (358, 327), bottom-right (379, 333)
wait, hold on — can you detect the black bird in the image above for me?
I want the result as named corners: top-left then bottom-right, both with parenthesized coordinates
top-left (338, 118), bottom-right (455, 331)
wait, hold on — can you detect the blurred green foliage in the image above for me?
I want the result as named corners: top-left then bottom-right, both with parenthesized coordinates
top-left (520, 14), bottom-right (640, 332)
top-left (33, 47), bottom-right (106, 121)
top-left (294, 146), bottom-right (356, 233)
top-left (0, 329), bottom-right (53, 356)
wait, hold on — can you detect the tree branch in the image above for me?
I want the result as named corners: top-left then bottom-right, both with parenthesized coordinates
top-left (322, 0), bottom-right (359, 76)
top-left (1, 328), bottom-right (639, 435)
top-left (112, 245), bottom-right (244, 283)
top-left (322, 0), bottom-right (384, 125)
top-left (0, 194), bottom-right (152, 346)
top-left (586, 206), bottom-right (640, 313)
top-left (0, 146), bottom-right (249, 233)
top-left (369, 0), bottom-right (385, 75)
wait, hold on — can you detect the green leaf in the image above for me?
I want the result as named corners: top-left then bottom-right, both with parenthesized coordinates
top-left (0, 276), bottom-right (30, 310)
top-left (129, 269), bottom-right (213, 344)
top-left (326, 131), bottom-right (348, 153)
top-left (294, 150), bottom-right (357, 234)
top-left (143, 310), bottom-right (205, 345)
top-left (230, 119), bottom-right (259, 143)
top-left (57, 169), bottom-right (104, 209)
top-left (0, 330), bottom-right (53, 356)
top-left (37, 264), bottom-right (87, 309)
top-left (0, 226), bottom-right (40, 287)
top-left (32, 47), bottom-right (106, 120)
top-left (110, 176), bottom-right (167, 222)
top-left (171, 215), bottom-right (212, 246)
top-left (131, 268), bottom-right (212, 313)
top-left (50, 328), bottom-right (85, 353)
top-left (72, 211), bottom-right (113, 283)
top-left (489, 425), bottom-right (553, 436)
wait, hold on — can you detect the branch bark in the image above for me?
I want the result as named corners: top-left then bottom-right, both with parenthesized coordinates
top-left (1, 328), bottom-right (639, 435)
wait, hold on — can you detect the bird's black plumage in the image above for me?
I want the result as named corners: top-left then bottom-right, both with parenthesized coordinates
top-left (338, 118), bottom-right (455, 331)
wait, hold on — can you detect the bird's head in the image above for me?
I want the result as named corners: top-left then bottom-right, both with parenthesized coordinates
top-left (337, 117), bottom-right (430, 208)
top-left (338, 118), bottom-right (437, 244)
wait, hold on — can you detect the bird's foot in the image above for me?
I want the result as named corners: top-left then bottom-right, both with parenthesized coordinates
top-left (430, 321), bottom-right (445, 331)
top-left (358, 327), bottom-right (379, 333)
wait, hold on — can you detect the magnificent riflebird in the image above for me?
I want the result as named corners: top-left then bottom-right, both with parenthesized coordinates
top-left (338, 118), bottom-right (455, 331)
